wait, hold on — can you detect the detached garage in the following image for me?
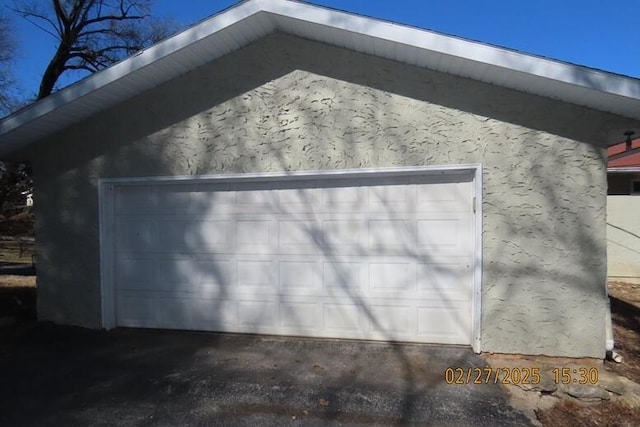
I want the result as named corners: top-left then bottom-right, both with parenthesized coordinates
top-left (2, 0), bottom-right (640, 358)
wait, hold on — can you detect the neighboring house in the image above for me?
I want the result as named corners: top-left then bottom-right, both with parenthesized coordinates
top-left (607, 138), bottom-right (640, 283)
top-left (1, 0), bottom-right (640, 359)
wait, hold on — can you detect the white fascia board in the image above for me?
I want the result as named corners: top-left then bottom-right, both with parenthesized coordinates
top-left (265, 0), bottom-right (640, 101)
top-left (0, 0), bottom-right (270, 137)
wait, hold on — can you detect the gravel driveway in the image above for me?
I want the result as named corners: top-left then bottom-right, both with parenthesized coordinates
top-left (0, 322), bottom-right (532, 426)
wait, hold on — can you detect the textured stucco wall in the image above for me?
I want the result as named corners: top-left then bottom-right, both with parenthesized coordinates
top-left (607, 196), bottom-right (640, 283)
top-left (27, 33), bottom-right (639, 358)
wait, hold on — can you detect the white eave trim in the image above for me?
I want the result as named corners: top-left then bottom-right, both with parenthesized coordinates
top-left (0, 0), bottom-right (270, 134)
top-left (268, 0), bottom-right (639, 98)
top-left (3, 0), bottom-right (640, 156)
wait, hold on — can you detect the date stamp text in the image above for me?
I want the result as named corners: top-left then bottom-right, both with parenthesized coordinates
top-left (444, 366), bottom-right (599, 385)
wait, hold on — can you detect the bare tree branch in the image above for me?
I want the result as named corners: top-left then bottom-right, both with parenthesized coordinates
top-left (62, 64), bottom-right (97, 73)
top-left (52, 0), bottom-right (70, 28)
top-left (81, 12), bottom-right (146, 28)
top-left (0, 13), bottom-right (18, 115)
top-left (11, 8), bottom-right (61, 39)
top-left (0, 12), bottom-right (31, 214)
top-left (13, 0), bottom-right (176, 99)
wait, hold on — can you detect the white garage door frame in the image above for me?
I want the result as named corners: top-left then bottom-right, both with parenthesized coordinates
top-left (98, 164), bottom-right (483, 352)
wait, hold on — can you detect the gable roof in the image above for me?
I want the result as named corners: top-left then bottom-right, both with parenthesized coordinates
top-left (2, 0), bottom-right (640, 157)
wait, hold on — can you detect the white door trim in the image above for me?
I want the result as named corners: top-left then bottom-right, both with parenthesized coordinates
top-left (98, 164), bottom-right (483, 352)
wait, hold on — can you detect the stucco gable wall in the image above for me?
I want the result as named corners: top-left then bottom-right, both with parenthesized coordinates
top-left (29, 33), bottom-right (637, 357)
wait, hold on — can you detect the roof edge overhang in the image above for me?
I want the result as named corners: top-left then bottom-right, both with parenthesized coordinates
top-left (3, 0), bottom-right (640, 157)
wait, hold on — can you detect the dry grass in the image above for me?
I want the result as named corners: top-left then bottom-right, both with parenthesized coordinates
top-left (0, 217), bottom-right (35, 263)
top-left (0, 275), bottom-right (35, 288)
top-left (0, 240), bottom-right (35, 264)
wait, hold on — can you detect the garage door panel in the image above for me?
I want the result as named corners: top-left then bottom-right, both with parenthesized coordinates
top-left (367, 184), bottom-right (412, 208)
top-left (418, 304), bottom-right (470, 342)
top-left (368, 219), bottom-right (415, 250)
top-left (279, 261), bottom-right (321, 294)
top-left (368, 262), bottom-right (415, 292)
top-left (157, 184), bottom-right (193, 212)
top-left (159, 220), bottom-right (232, 253)
top-left (416, 214), bottom-right (473, 254)
top-left (324, 304), bottom-right (363, 332)
top-left (416, 182), bottom-right (472, 213)
top-left (192, 187), bottom-right (236, 214)
top-left (110, 172), bottom-right (475, 345)
top-left (238, 300), bottom-right (279, 328)
top-left (213, 300), bottom-right (239, 327)
top-left (417, 219), bottom-right (458, 247)
top-left (115, 185), bottom-right (157, 213)
top-left (417, 262), bottom-right (472, 292)
top-left (323, 262), bottom-right (363, 290)
top-left (116, 219), bottom-right (157, 253)
top-left (277, 187), bottom-right (322, 212)
top-left (236, 188), bottom-right (276, 213)
top-left (322, 186), bottom-right (365, 211)
top-left (116, 293), bottom-right (156, 326)
top-left (322, 220), bottom-right (362, 247)
top-left (154, 297), bottom-right (209, 329)
top-left (197, 258), bottom-right (236, 285)
top-left (236, 219), bottom-right (273, 253)
top-left (156, 259), bottom-right (202, 291)
top-left (116, 257), bottom-right (155, 285)
top-left (368, 305), bottom-right (413, 335)
top-left (236, 259), bottom-right (275, 287)
top-left (278, 220), bottom-right (322, 253)
top-left (280, 301), bottom-right (320, 329)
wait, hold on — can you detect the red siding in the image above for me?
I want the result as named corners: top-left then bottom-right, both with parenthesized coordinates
top-left (607, 139), bottom-right (640, 167)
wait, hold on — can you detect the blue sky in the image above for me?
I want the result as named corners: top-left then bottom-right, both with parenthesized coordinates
top-left (4, 0), bottom-right (640, 98)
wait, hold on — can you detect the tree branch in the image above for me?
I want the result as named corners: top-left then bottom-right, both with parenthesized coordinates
top-left (17, 0), bottom-right (174, 98)
top-left (25, 16), bottom-right (60, 39)
top-left (77, 27), bottom-right (122, 38)
top-left (52, 0), bottom-right (69, 28)
top-left (62, 64), bottom-right (97, 73)
top-left (81, 13), bottom-right (146, 28)
top-left (11, 8), bottom-right (62, 39)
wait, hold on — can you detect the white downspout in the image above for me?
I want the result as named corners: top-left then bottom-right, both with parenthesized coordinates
top-left (605, 297), bottom-right (614, 352)
top-left (605, 290), bottom-right (622, 362)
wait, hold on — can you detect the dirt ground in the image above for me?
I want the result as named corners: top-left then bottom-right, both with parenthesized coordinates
top-left (1, 277), bottom-right (639, 426)
top-left (533, 281), bottom-right (640, 427)
top-left (606, 282), bottom-right (640, 384)
top-left (0, 275), bottom-right (35, 321)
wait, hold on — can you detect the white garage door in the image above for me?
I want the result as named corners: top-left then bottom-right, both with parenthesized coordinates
top-left (106, 170), bottom-right (476, 344)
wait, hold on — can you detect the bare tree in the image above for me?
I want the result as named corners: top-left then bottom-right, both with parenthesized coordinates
top-left (0, 1), bottom-right (173, 219)
top-left (0, 14), bottom-right (17, 115)
top-left (13, 0), bottom-right (173, 99)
